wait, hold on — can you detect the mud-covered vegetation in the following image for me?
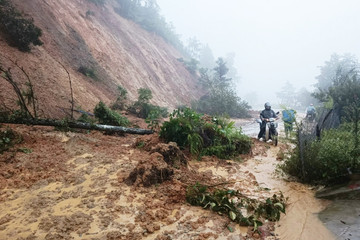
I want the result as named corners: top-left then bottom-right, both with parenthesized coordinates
top-left (160, 107), bottom-right (251, 159)
top-left (0, 126), bottom-right (22, 154)
top-left (94, 101), bottom-right (129, 126)
top-left (0, 0), bottom-right (43, 52)
top-left (186, 183), bottom-right (286, 231)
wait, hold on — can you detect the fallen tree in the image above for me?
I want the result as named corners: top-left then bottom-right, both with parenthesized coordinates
top-left (1, 118), bottom-right (153, 135)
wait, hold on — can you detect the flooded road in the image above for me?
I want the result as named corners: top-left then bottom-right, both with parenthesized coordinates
top-left (237, 117), bottom-right (360, 240)
top-left (319, 200), bottom-right (360, 240)
top-left (240, 145), bottom-right (335, 240)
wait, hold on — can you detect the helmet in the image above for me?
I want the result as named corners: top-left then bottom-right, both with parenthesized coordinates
top-left (264, 102), bottom-right (271, 110)
top-left (310, 103), bottom-right (314, 106)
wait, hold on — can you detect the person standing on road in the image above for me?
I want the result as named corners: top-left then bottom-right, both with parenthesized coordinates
top-left (282, 108), bottom-right (296, 138)
top-left (258, 102), bottom-right (277, 141)
top-left (306, 103), bottom-right (316, 121)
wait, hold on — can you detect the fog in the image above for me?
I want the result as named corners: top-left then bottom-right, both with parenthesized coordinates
top-left (157, 0), bottom-right (360, 109)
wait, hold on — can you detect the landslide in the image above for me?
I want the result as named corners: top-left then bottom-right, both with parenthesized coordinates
top-left (0, 122), bottom-right (278, 240)
top-left (0, 0), bottom-right (201, 119)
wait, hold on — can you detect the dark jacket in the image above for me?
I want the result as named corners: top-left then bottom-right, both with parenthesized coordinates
top-left (260, 109), bottom-right (277, 121)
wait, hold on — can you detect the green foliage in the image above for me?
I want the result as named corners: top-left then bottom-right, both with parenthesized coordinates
top-left (145, 108), bottom-right (163, 131)
top-left (186, 183), bottom-right (286, 231)
top-left (77, 113), bottom-right (96, 124)
top-left (86, 10), bottom-right (95, 18)
top-left (0, 127), bottom-right (22, 154)
top-left (94, 101), bottom-right (129, 126)
top-left (177, 58), bottom-right (199, 74)
top-left (111, 85), bottom-right (128, 110)
top-left (193, 58), bottom-right (251, 118)
top-left (0, 0), bottom-right (43, 52)
top-left (18, 147), bottom-right (32, 154)
top-left (281, 127), bottom-right (359, 184)
top-left (130, 88), bottom-right (168, 119)
top-left (160, 108), bottom-right (251, 159)
top-left (78, 66), bottom-right (98, 81)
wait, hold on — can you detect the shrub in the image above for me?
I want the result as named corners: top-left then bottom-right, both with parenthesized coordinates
top-left (0, 0), bottom-right (43, 52)
top-left (177, 58), bottom-right (199, 74)
top-left (111, 85), bottom-right (128, 111)
top-left (0, 127), bottom-right (22, 154)
top-left (94, 101), bottom-right (129, 126)
top-left (280, 128), bottom-right (357, 184)
top-left (186, 183), bottom-right (286, 231)
top-left (77, 113), bottom-right (96, 124)
top-left (78, 66), bottom-right (98, 80)
top-left (160, 108), bottom-right (251, 158)
top-left (129, 88), bottom-right (168, 119)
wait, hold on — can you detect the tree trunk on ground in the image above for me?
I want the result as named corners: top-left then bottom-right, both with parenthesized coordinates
top-left (1, 118), bottom-right (153, 135)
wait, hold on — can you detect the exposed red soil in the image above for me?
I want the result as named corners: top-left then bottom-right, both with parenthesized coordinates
top-left (0, 122), bottom-right (280, 239)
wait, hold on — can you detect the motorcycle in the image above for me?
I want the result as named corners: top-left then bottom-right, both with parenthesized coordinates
top-left (265, 117), bottom-right (279, 146)
top-left (256, 112), bottom-right (279, 146)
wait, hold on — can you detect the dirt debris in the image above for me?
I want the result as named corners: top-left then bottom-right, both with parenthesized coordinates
top-left (0, 123), bottom-right (294, 239)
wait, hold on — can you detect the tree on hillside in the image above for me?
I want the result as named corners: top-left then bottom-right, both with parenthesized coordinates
top-left (185, 37), bottom-right (201, 60)
top-left (199, 44), bottom-right (215, 70)
top-left (316, 53), bottom-right (358, 91)
top-left (296, 87), bottom-right (318, 109)
top-left (224, 52), bottom-right (241, 84)
top-left (193, 58), bottom-right (250, 118)
top-left (276, 81), bottom-right (297, 107)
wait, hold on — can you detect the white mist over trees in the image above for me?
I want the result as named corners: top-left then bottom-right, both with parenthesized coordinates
top-left (157, 0), bottom-right (360, 109)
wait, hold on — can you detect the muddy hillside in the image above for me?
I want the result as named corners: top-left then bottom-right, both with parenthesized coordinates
top-left (0, 0), bottom-right (202, 118)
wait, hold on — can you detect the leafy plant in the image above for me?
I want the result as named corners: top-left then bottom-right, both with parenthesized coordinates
top-left (280, 127), bottom-right (358, 184)
top-left (186, 183), bottom-right (286, 231)
top-left (111, 85), bottom-right (128, 110)
top-left (160, 108), bottom-right (251, 158)
top-left (0, 127), bottom-right (22, 154)
top-left (78, 66), bottom-right (98, 81)
top-left (177, 57), bottom-right (199, 74)
top-left (129, 88), bottom-right (168, 119)
top-left (77, 113), bottom-right (96, 124)
top-left (94, 101), bottom-right (129, 126)
top-left (0, 0), bottom-right (43, 52)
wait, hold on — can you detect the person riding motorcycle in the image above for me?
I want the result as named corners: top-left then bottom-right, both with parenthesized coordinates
top-left (258, 102), bottom-right (277, 141)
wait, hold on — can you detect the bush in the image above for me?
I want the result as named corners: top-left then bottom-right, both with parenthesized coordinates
top-left (280, 128), bottom-right (357, 184)
top-left (111, 85), bottom-right (128, 111)
top-left (78, 66), bottom-right (98, 80)
top-left (129, 88), bottom-right (168, 119)
top-left (160, 108), bottom-right (251, 158)
top-left (0, 0), bottom-right (43, 52)
top-left (77, 113), bottom-right (96, 124)
top-left (94, 101), bottom-right (129, 126)
top-left (0, 127), bottom-right (22, 154)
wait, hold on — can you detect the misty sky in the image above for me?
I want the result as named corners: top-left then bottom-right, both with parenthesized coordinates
top-left (157, 0), bottom-right (360, 107)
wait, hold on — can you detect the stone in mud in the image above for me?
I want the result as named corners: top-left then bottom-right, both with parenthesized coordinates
top-left (150, 142), bottom-right (187, 167)
top-left (125, 153), bottom-right (174, 187)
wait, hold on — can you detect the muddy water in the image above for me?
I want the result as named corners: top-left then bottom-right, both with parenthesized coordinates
top-left (240, 146), bottom-right (335, 240)
top-left (319, 200), bottom-right (360, 239)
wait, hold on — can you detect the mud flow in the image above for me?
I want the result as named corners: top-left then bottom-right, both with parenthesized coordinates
top-left (0, 123), bottom-right (336, 239)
